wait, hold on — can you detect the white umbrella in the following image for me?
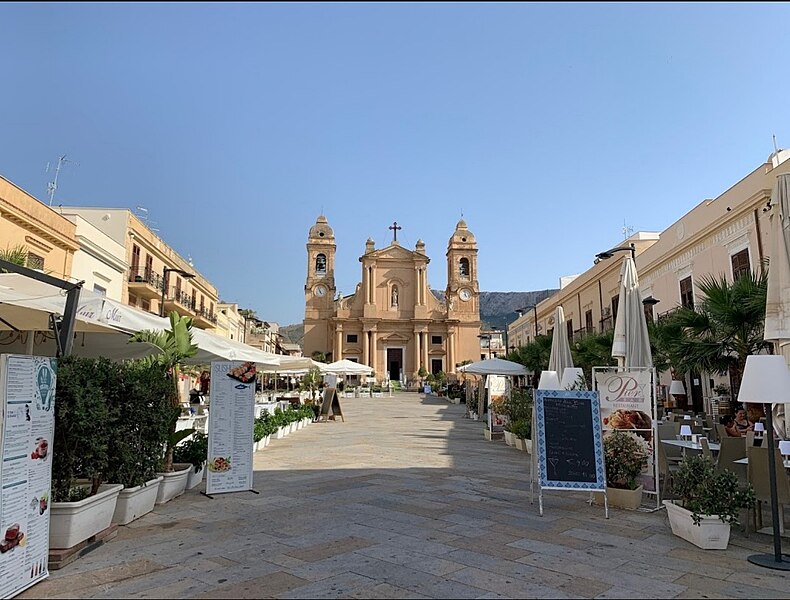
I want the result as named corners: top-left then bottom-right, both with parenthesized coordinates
top-left (324, 359), bottom-right (374, 376)
top-left (456, 357), bottom-right (527, 376)
top-left (548, 306), bottom-right (574, 375)
top-left (611, 256), bottom-right (653, 368)
top-left (763, 172), bottom-right (790, 438)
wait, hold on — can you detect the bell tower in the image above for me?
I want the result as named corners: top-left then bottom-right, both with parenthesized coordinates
top-left (446, 219), bottom-right (479, 316)
top-left (303, 215), bottom-right (337, 359)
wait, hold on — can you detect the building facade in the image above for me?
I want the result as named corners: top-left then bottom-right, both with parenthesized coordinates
top-left (60, 208), bottom-right (220, 330)
top-left (508, 150), bottom-right (790, 410)
top-left (216, 302), bottom-right (245, 341)
top-left (303, 216), bottom-right (482, 382)
top-left (0, 175), bottom-right (78, 280)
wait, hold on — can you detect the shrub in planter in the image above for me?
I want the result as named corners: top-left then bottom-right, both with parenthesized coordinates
top-left (597, 430), bottom-right (649, 510)
top-left (173, 431), bottom-right (208, 475)
top-left (53, 356), bottom-right (113, 502)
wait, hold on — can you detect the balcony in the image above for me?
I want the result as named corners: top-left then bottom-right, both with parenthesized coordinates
top-left (127, 267), bottom-right (164, 300)
top-left (162, 287), bottom-right (196, 316)
top-left (193, 306), bottom-right (218, 328)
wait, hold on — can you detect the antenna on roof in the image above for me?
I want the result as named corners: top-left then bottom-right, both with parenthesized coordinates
top-left (46, 154), bottom-right (78, 206)
top-left (622, 220), bottom-right (634, 240)
top-left (773, 134), bottom-right (780, 154)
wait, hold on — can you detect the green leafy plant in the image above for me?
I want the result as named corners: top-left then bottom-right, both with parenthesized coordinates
top-left (603, 431), bottom-right (649, 490)
top-left (510, 418), bottom-right (531, 440)
top-left (672, 455), bottom-right (755, 525)
top-left (173, 432), bottom-right (209, 473)
top-left (0, 244), bottom-right (30, 272)
top-left (713, 383), bottom-right (730, 396)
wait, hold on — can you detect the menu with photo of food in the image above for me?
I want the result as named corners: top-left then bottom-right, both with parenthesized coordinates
top-left (206, 361), bottom-right (255, 495)
top-left (0, 354), bottom-right (56, 599)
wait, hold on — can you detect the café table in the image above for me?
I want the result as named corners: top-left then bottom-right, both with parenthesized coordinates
top-left (661, 439), bottom-right (720, 458)
top-left (733, 457), bottom-right (790, 469)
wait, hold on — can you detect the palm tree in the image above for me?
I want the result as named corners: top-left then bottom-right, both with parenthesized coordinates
top-left (571, 329), bottom-right (617, 384)
top-left (131, 311), bottom-right (199, 471)
top-left (0, 244), bottom-right (29, 272)
top-left (662, 270), bottom-right (770, 401)
top-left (507, 335), bottom-right (553, 387)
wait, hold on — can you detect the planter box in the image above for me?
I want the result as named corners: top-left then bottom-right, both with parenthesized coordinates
top-left (186, 465), bottom-right (204, 490)
top-left (484, 429), bottom-right (504, 441)
top-left (664, 500), bottom-right (731, 550)
top-left (289, 422), bottom-right (298, 433)
top-left (155, 464), bottom-right (191, 505)
top-left (264, 435), bottom-right (271, 447)
top-left (275, 427), bottom-right (285, 439)
top-left (515, 438), bottom-right (532, 453)
top-left (373, 392), bottom-right (383, 398)
top-left (593, 485), bottom-right (643, 511)
top-left (504, 431), bottom-right (515, 447)
top-left (51, 483), bottom-right (124, 549)
top-left (112, 477), bottom-right (162, 525)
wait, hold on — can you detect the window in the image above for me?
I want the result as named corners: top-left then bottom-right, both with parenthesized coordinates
top-left (680, 276), bottom-right (694, 310)
top-left (315, 253), bottom-right (327, 274)
top-left (26, 252), bottom-right (44, 270)
top-left (431, 335), bottom-right (442, 345)
top-left (585, 310), bottom-right (593, 333)
top-left (431, 359), bottom-right (443, 374)
top-left (141, 299), bottom-right (150, 312)
top-left (145, 254), bottom-right (153, 280)
top-left (129, 293), bottom-right (138, 307)
top-left (131, 244), bottom-right (140, 272)
top-left (93, 284), bottom-right (107, 296)
top-left (200, 296), bottom-right (205, 312)
top-left (567, 319), bottom-right (573, 341)
top-left (611, 296), bottom-right (620, 322)
top-left (731, 248), bottom-right (750, 280)
top-left (459, 258), bottom-right (470, 277)
top-left (175, 277), bottom-right (182, 299)
top-left (192, 290), bottom-right (197, 309)
top-left (346, 334), bottom-right (358, 344)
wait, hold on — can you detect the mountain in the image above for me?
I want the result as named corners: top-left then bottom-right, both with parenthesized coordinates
top-left (278, 289), bottom-right (558, 348)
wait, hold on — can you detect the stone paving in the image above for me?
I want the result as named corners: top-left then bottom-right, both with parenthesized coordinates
top-left (21, 393), bottom-right (790, 599)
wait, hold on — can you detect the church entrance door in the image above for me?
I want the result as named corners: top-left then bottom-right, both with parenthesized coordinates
top-left (387, 348), bottom-right (403, 382)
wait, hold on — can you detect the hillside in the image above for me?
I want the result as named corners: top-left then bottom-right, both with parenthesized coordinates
top-left (278, 289), bottom-right (558, 348)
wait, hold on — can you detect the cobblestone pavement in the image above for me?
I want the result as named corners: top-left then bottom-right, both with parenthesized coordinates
top-left (21, 393), bottom-right (790, 599)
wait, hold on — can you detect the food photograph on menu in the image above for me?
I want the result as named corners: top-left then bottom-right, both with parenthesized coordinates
top-left (227, 362), bottom-right (256, 384)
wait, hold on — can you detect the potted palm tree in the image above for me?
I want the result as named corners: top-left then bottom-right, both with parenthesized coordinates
top-left (131, 311), bottom-right (198, 504)
top-left (664, 455), bottom-right (755, 549)
top-left (594, 431), bottom-right (649, 510)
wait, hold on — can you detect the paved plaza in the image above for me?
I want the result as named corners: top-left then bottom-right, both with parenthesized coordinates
top-left (22, 393), bottom-right (790, 599)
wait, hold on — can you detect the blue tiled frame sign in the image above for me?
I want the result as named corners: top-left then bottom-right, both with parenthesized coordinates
top-left (535, 390), bottom-right (606, 491)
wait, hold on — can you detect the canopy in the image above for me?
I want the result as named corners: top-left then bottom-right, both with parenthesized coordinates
top-left (548, 306), bottom-right (574, 375)
top-left (611, 256), bottom-right (653, 368)
top-left (764, 172), bottom-right (790, 438)
top-left (324, 359), bottom-right (374, 375)
top-left (456, 357), bottom-right (527, 376)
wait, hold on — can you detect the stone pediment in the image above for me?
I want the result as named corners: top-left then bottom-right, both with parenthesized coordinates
top-left (382, 332), bottom-right (410, 342)
top-left (365, 244), bottom-right (424, 262)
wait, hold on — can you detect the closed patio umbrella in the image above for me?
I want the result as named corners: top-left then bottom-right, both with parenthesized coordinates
top-left (764, 172), bottom-right (790, 439)
top-left (611, 256), bottom-right (653, 368)
top-left (548, 306), bottom-right (574, 376)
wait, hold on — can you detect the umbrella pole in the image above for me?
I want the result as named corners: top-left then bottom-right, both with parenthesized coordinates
top-left (747, 404), bottom-right (790, 570)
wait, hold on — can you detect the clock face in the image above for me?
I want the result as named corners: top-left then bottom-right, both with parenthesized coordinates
top-left (314, 285), bottom-right (327, 297)
top-left (459, 288), bottom-right (472, 301)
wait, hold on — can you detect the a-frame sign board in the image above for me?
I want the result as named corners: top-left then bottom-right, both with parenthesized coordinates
top-left (319, 387), bottom-right (345, 422)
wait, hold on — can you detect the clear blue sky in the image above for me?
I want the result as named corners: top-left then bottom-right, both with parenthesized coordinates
top-left (2, 3), bottom-right (790, 326)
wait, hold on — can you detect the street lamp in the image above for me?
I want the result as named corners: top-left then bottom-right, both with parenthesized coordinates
top-left (642, 295), bottom-right (660, 322)
top-left (594, 242), bottom-right (636, 264)
top-left (160, 267), bottom-right (195, 317)
top-left (519, 305), bottom-right (539, 339)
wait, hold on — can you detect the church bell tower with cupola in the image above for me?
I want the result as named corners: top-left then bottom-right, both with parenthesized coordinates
top-left (303, 215), bottom-right (337, 360)
top-left (446, 219), bottom-right (480, 316)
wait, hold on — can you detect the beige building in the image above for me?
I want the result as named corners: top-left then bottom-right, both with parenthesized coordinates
top-left (60, 208), bottom-right (220, 330)
top-left (0, 175), bottom-right (78, 280)
top-left (216, 302), bottom-right (245, 341)
top-left (303, 216), bottom-right (482, 382)
top-left (508, 150), bottom-right (790, 411)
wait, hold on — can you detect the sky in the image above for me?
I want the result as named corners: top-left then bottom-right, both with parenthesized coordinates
top-left (2, 3), bottom-right (790, 327)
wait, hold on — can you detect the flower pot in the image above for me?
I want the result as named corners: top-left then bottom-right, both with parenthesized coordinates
top-left (186, 465), bottom-right (204, 490)
top-left (593, 485), bottom-right (643, 511)
top-left (504, 431), bottom-right (515, 447)
top-left (155, 463), bottom-right (191, 505)
top-left (289, 422), bottom-right (297, 434)
top-left (515, 437), bottom-right (531, 452)
top-left (112, 477), bottom-right (163, 525)
top-left (50, 483), bottom-right (124, 549)
top-left (663, 500), bottom-right (731, 550)
top-left (276, 427), bottom-right (285, 439)
top-left (296, 420), bottom-right (304, 430)
top-left (264, 435), bottom-right (271, 447)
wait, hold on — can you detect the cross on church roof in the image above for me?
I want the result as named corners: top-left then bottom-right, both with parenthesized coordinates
top-left (389, 221), bottom-right (402, 243)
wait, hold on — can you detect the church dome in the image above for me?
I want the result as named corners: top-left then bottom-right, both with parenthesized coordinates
top-left (449, 219), bottom-right (475, 244)
top-left (308, 215), bottom-right (334, 240)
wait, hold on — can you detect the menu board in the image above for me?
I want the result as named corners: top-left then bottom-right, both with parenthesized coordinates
top-left (206, 361), bottom-right (255, 495)
top-left (0, 355), bottom-right (56, 599)
top-left (535, 390), bottom-right (605, 491)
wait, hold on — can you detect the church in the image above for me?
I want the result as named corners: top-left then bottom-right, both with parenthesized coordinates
top-left (303, 216), bottom-right (482, 384)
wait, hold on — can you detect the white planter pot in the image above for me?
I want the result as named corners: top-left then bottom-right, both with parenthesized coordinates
top-left (51, 483), bottom-right (123, 549)
top-left (186, 465), bottom-right (204, 490)
top-left (593, 485), bottom-right (643, 511)
top-left (264, 435), bottom-right (271, 447)
top-left (276, 427), bottom-right (285, 439)
top-left (504, 431), bottom-right (515, 447)
top-left (155, 464), bottom-right (191, 505)
top-left (289, 422), bottom-right (297, 434)
top-left (664, 500), bottom-right (731, 550)
top-left (515, 437), bottom-right (530, 452)
top-left (296, 420), bottom-right (304, 430)
top-left (112, 477), bottom-right (162, 525)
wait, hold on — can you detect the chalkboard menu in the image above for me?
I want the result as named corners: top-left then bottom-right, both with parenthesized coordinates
top-left (319, 388), bottom-right (344, 422)
top-left (535, 390), bottom-right (605, 491)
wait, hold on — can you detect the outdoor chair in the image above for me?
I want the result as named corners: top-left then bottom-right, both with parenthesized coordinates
top-left (745, 431), bottom-right (756, 447)
top-left (715, 423), bottom-right (730, 441)
top-left (715, 436), bottom-right (747, 485)
top-left (657, 437), bottom-right (680, 499)
top-left (699, 437), bottom-right (714, 462)
top-left (746, 445), bottom-right (790, 533)
top-left (658, 422), bottom-right (682, 464)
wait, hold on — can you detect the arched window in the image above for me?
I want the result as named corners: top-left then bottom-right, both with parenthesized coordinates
top-left (459, 257), bottom-right (470, 277)
top-left (315, 253), bottom-right (327, 274)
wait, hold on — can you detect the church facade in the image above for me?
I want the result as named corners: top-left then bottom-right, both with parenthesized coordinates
top-left (303, 216), bottom-right (482, 383)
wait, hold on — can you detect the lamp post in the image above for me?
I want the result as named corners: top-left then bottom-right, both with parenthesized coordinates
top-left (519, 305), bottom-right (539, 340)
top-left (160, 267), bottom-right (195, 317)
top-left (594, 242), bottom-right (636, 265)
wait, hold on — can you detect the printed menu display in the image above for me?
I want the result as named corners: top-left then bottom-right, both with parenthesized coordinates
top-left (206, 361), bottom-right (255, 495)
top-left (0, 355), bottom-right (56, 599)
